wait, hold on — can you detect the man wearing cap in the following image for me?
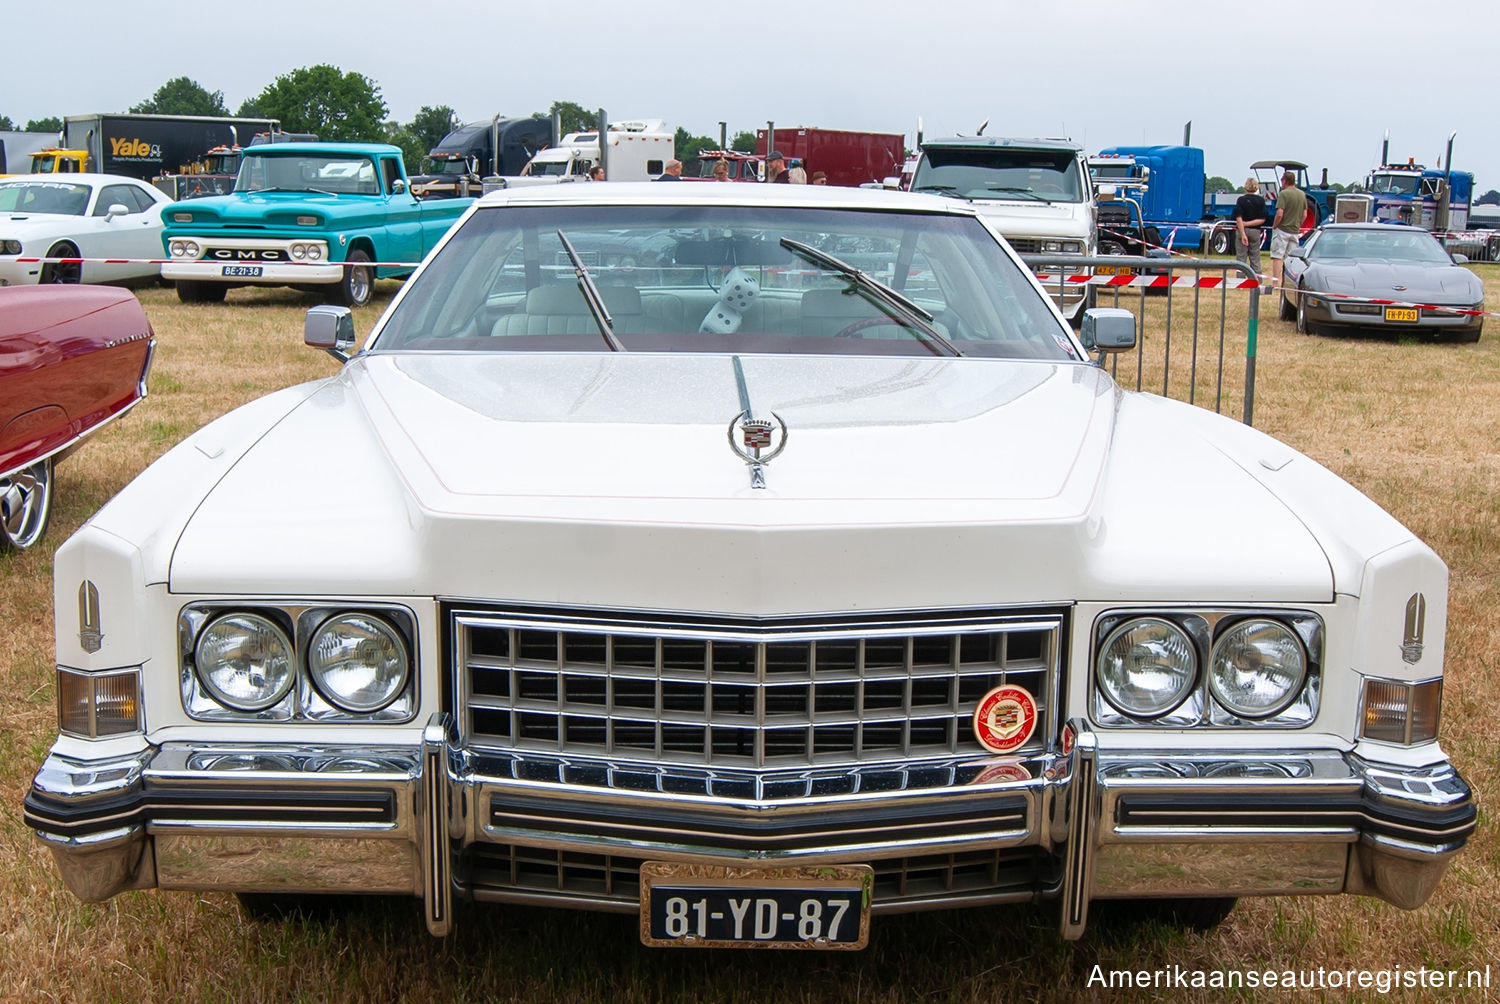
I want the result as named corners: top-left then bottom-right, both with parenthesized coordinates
top-left (765, 151), bottom-right (789, 183)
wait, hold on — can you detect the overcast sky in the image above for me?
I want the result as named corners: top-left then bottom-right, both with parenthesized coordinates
top-left (4, 0), bottom-right (1491, 189)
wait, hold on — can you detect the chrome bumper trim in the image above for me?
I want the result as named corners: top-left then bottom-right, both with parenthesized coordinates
top-left (28, 732), bottom-right (1474, 937)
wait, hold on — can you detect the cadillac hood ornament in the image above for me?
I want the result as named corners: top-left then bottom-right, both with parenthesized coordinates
top-left (727, 410), bottom-right (788, 489)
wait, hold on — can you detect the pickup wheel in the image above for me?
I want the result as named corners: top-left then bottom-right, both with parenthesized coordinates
top-left (176, 280), bottom-right (228, 304)
top-left (1208, 229), bottom-right (1232, 255)
top-left (332, 248), bottom-right (373, 308)
top-left (40, 242), bottom-right (81, 284)
top-left (0, 458), bottom-right (53, 552)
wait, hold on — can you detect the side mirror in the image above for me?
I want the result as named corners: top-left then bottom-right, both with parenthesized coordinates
top-left (1452, 252), bottom-right (1470, 264)
top-left (391, 178), bottom-right (406, 194)
top-left (1096, 183), bottom-right (1117, 201)
top-left (105, 203), bottom-right (129, 219)
top-left (1287, 246), bottom-right (1307, 259)
top-left (1079, 307), bottom-right (1136, 354)
top-left (305, 304), bottom-right (356, 362)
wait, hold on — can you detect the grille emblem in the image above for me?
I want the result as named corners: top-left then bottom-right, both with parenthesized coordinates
top-left (1402, 592), bottom-right (1426, 664)
top-left (727, 410), bottom-right (787, 489)
top-left (973, 684), bottom-right (1037, 754)
top-left (78, 580), bottom-right (103, 654)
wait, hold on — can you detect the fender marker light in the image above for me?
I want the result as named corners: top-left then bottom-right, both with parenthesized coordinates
top-left (973, 684), bottom-right (1038, 754)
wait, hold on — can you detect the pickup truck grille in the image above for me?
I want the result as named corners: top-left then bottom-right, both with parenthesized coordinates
top-left (450, 606), bottom-right (1062, 769)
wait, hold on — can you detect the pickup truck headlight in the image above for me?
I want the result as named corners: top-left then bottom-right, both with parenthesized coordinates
top-left (1096, 617), bottom-right (1197, 716)
top-left (1208, 619), bottom-right (1307, 718)
top-left (195, 613), bottom-right (296, 711)
top-left (308, 613), bottom-right (409, 712)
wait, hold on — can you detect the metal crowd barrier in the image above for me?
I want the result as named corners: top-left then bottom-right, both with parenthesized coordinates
top-left (1022, 254), bottom-right (1263, 426)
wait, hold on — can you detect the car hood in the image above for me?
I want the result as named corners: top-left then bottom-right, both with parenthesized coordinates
top-left (0, 213), bottom-right (83, 231)
top-left (168, 353), bottom-right (1333, 612)
top-left (972, 199), bottom-right (1090, 240)
top-left (1305, 261), bottom-right (1482, 300)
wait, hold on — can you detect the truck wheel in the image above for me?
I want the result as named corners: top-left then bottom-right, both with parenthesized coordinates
top-left (176, 280), bottom-right (227, 304)
top-left (1208, 229), bottom-right (1231, 256)
top-left (40, 243), bottom-right (81, 284)
top-left (331, 249), bottom-right (373, 308)
top-left (1142, 227), bottom-right (1160, 250)
top-left (1487, 237), bottom-right (1500, 263)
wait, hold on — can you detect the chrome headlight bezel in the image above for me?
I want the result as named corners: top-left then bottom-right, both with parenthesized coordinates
top-left (179, 602), bottom-right (417, 722)
top-left (1092, 609), bottom-right (1323, 729)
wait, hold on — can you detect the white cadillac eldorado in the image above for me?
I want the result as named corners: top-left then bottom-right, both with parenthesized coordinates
top-left (27, 184), bottom-right (1474, 950)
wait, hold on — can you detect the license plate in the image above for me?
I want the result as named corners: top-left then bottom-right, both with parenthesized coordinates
top-left (221, 265), bottom-right (263, 277)
top-left (1095, 265), bottom-right (1135, 275)
top-left (640, 862), bottom-right (872, 949)
top-left (1385, 307), bottom-right (1418, 322)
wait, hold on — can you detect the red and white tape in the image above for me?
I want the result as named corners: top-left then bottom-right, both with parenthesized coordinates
top-left (1033, 272), bottom-right (1261, 289)
top-left (12, 256), bottom-right (424, 269)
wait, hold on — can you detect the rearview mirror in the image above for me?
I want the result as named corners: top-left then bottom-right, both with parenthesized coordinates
top-left (391, 178), bottom-right (406, 195)
top-left (1452, 252), bottom-right (1469, 264)
top-left (1079, 307), bottom-right (1136, 354)
top-left (1287, 246), bottom-right (1307, 259)
top-left (105, 203), bottom-right (129, 219)
top-left (305, 304), bottom-right (356, 361)
top-left (1096, 183), bottom-right (1117, 201)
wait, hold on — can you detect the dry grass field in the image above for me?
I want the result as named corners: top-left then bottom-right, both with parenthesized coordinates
top-left (1, 269), bottom-right (1497, 1002)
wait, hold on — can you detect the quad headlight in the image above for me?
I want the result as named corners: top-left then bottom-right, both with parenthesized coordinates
top-left (169, 240), bottom-right (201, 258)
top-left (1096, 617), bottom-right (1197, 717)
top-left (1208, 619), bottom-right (1307, 718)
top-left (0, 239), bottom-right (21, 255)
top-left (194, 613), bottom-right (296, 711)
top-left (308, 613), bottom-right (409, 712)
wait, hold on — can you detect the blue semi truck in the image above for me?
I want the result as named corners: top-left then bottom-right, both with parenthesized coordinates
top-left (1088, 146), bottom-right (1335, 254)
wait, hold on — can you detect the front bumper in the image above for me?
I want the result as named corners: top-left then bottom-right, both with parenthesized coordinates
top-left (162, 260), bottom-right (344, 286)
top-left (26, 716), bottom-right (1475, 939)
top-left (1303, 295), bottom-right (1485, 334)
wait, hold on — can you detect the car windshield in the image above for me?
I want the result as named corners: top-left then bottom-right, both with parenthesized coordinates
top-left (0, 182), bottom-right (91, 215)
top-left (235, 153), bottom-right (379, 194)
top-left (371, 203), bottom-right (1079, 360)
top-left (1309, 229), bottom-right (1453, 264)
top-left (912, 148), bottom-right (1085, 203)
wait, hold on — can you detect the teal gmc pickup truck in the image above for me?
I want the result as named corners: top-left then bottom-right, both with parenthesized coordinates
top-left (160, 142), bottom-right (471, 306)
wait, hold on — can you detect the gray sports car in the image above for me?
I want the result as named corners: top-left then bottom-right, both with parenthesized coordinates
top-left (1280, 224), bottom-right (1485, 341)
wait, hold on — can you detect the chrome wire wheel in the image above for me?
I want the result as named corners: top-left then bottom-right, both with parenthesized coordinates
top-left (0, 458), bottom-right (53, 552)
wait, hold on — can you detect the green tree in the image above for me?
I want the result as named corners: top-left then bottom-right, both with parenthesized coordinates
top-left (410, 106), bottom-right (458, 152)
top-left (1205, 175), bottom-right (1235, 194)
top-left (1477, 189), bottom-right (1500, 206)
top-left (130, 77), bottom-right (228, 116)
top-left (536, 101), bottom-right (594, 136)
top-left (383, 123), bottom-right (424, 169)
top-left (730, 131), bottom-right (757, 153)
top-left (25, 117), bottom-right (62, 134)
top-left (245, 65), bottom-right (388, 142)
top-left (0, 115), bottom-right (13, 131)
top-left (673, 127), bottom-right (718, 163)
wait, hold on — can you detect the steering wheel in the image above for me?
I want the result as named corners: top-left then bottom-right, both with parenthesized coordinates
top-left (834, 316), bottom-right (908, 338)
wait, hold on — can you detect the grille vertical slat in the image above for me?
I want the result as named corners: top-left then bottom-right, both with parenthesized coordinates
top-left (454, 609), bottom-right (1062, 768)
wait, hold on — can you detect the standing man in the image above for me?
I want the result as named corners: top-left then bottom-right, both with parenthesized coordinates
top-left (765, 151), bottom-right (789, 183)
top-left (1269, 170), bottom-right (1307, 289)
top-left (1232, 177), bottom-right (1267, 283)
top-left (655, 159), bottom-right (683, 181)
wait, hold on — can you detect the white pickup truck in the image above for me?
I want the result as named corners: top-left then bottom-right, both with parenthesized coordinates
top-left (911, 136), bottom-right (1100, 323)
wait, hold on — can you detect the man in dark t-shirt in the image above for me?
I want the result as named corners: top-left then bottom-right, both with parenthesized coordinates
top-left (1232, 177), bottom-right (1268, 279)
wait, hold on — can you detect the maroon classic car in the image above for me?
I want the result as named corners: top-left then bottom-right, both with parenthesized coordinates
top-left (0, 286), bottom-right (155, 551)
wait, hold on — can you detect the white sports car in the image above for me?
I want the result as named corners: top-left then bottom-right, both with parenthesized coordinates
top-left (26, 184), bottom-right (1473, 950)
top-left (0, 174), bottom-right (172, 286)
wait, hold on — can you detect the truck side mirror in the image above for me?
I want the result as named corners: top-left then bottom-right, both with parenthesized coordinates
top-left (1096, 183), bottom-right (1117, 201)
top-left (1078, 307), bottom-right (1136, 354)
top-left (391, 178), bottom-right (406, 195)
top-left (305, 305), bottom-right (356, 362)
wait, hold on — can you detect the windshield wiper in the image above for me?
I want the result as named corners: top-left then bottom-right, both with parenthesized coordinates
top-left (983, 186), bottom-right (1051, 204)
top-left (779, 237), bottom-right (962, 357)
top-left (911, 184), bottom-right (972, 202)
top-left (556, 229), bottom-right (625, 352)
top-left (256, 186), bottom-right (339, 197)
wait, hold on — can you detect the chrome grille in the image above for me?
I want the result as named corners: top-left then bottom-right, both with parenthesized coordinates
top-left (467, 844), bottom-right (1048, 911)
top-left (452, 608), bottom-right (1061, 768)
